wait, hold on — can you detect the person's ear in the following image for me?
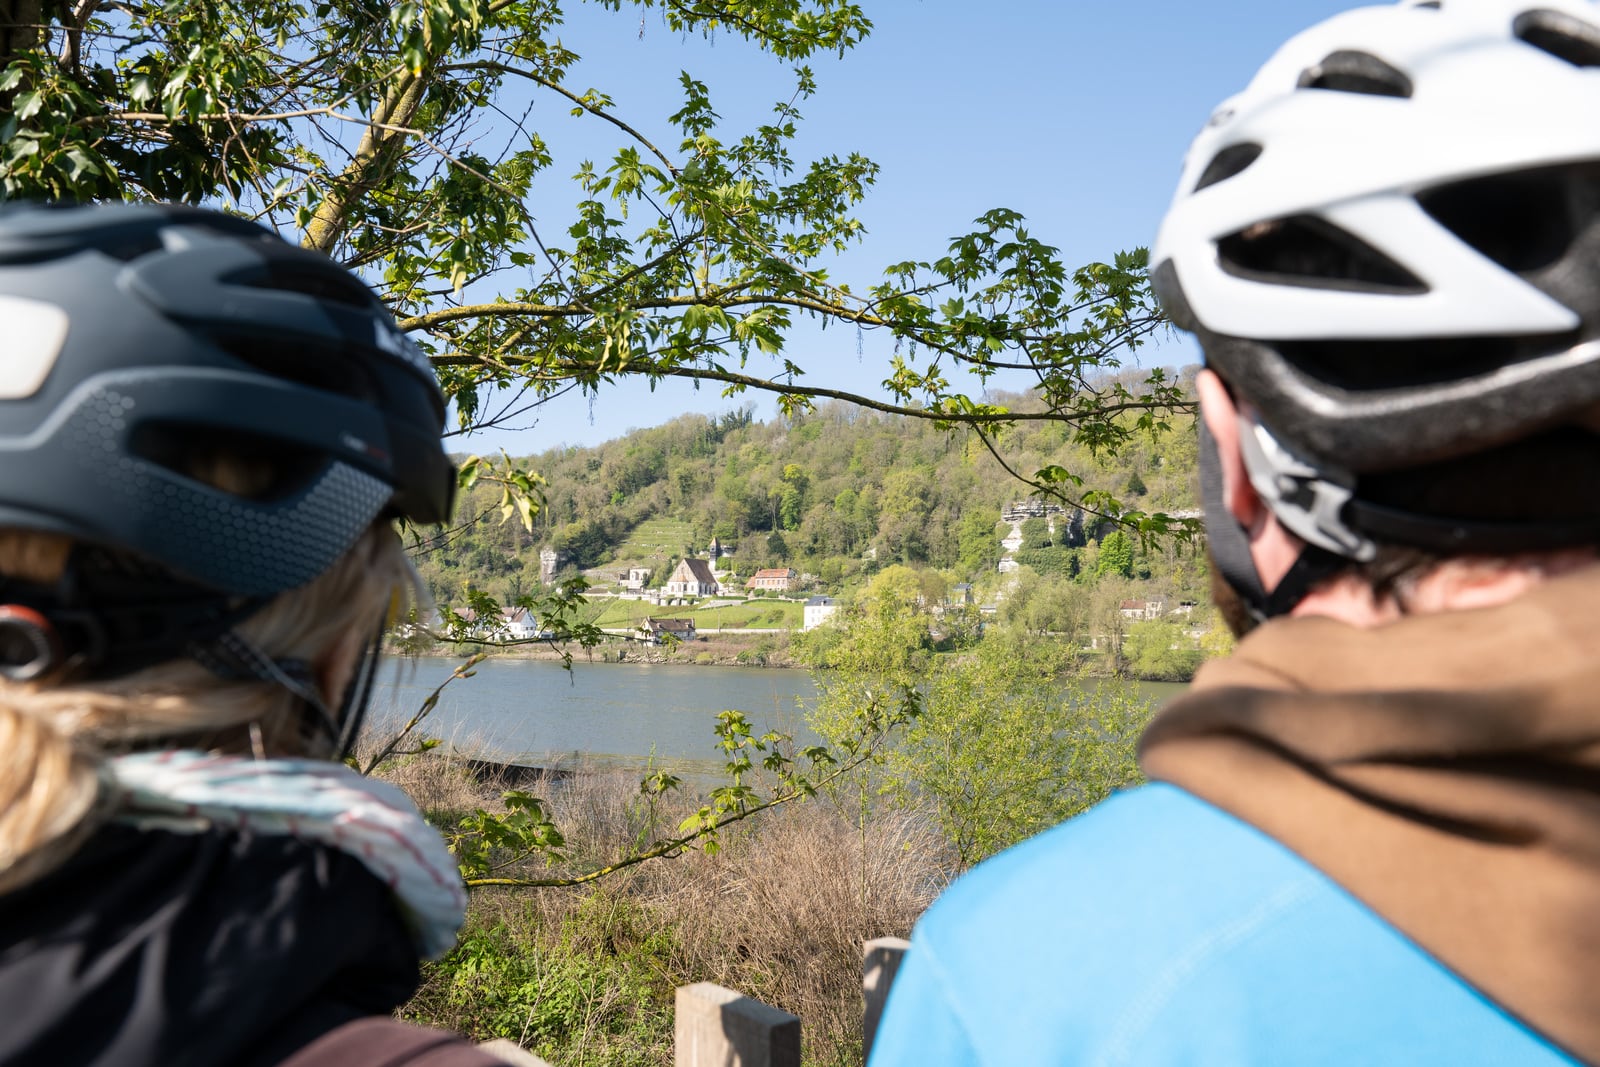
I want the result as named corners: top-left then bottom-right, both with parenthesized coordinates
top-left (1196, 369), bottom-right (1265, 530)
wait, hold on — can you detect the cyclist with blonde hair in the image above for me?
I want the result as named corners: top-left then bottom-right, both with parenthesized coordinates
top-left (0, 202), bottom-right (503, 1066)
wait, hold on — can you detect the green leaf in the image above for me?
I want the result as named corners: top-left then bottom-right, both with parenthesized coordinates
top-left (457, 455), bottom-right (483, 490)
top-left (64, 148), bottom-right (100, 181)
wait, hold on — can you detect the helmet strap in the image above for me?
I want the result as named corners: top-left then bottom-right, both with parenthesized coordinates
top-left (1199, 419), bottom-right (1347, 624)
top-left (187, 630), bottom-right (342, 748)
top-left (188, 622), bottom-right (386, 761)
top-left (332, 622), bottom-right (386, 761)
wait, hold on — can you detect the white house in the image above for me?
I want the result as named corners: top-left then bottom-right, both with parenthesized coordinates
top-left (501, 606), bottom-right (539, 640)
top-left (1118, 596), bottom-right (1169, 621)
top-left (803, 595), bottom-right (841, 631)
top-left (664, 557), bottom-right (719, 597)
top-left (643, 617), bottom-right (697, 643)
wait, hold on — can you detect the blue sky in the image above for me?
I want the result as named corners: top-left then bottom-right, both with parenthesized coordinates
top-left (458, 0), bottom-right (1361, 454)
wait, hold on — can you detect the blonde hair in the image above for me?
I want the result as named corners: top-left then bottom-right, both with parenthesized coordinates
top-left (0, 502), bottom-right (421, 893)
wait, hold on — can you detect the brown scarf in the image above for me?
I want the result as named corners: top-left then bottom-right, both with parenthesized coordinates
top-left (1140, 564), bottom-right (1600, 1065)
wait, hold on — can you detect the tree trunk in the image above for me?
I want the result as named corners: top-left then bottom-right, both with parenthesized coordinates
top-left (1, 0), bottom-right (46, 70)
top-left (301, 71), bottom-right (431, 256)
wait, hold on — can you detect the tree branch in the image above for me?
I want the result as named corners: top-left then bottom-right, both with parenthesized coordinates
top-left (440, 59), bottom-right (680, 178)
top-left (461, 744), bottom-right (883, 890)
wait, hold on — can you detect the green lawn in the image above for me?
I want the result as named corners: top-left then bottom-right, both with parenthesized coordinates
top-left (590, 597), bottom-right (802, 631)
top-left (687, 600), bottom-right (802, 630)
top-left (591, 599), bottom-right (658, 627)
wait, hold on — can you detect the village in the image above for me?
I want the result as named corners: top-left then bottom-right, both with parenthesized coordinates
top-left (416, 502), bottom-right (1216, 664)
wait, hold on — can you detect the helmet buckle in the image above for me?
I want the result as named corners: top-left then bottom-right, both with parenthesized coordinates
top-left (0, 605), bottom-right (64, 682)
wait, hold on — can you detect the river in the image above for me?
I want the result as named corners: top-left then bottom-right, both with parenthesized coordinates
top-left (368, 657), bottom-right (1190, 779)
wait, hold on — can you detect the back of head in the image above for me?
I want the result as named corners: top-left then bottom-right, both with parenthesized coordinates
top-left (0, 201), bottom-right (455, 891)
top-left (1152, 0), bottom-right (1600, 620)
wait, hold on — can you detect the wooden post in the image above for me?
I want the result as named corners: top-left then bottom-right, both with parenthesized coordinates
top-left (675, 982), bottom-right (800, 1067)
top-left (862, 937), bottom-right (911, 1063)
top-left (478, 1039), bottom-right (557, 1066)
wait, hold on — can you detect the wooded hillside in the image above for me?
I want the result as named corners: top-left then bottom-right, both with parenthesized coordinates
top-left (412, 371), bottom-right (1210, 616)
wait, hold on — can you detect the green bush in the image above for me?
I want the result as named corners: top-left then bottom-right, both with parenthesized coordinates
top-left (408, 893), bottom-right (674, 1067)
top-left (874, 636), bottom-right (1153, 867)
top-left (1123, 620), bottom-right (1204, 681)
top-left (1012, 545), bottom-right (1078, 579)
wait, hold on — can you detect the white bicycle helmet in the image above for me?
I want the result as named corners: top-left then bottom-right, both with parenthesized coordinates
top-left (1152, 0), bottom-right (1600, 615)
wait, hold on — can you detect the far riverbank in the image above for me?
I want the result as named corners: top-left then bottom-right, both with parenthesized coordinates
top-left (393, 630), bottom-right (802, 668)
top-left (390, 631), bottom-right (1206, 682)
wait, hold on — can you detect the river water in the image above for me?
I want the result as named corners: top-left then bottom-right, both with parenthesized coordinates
top-left (369, 657), bottom-right (1189, 778)
top-left (369, 658), bottom-right (822, 777)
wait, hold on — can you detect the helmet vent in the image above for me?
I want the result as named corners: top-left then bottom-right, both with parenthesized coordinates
top-left (1218, 215), bottom-right (1427, 294)
top-left (1296, 50), bottom-right (1414, 98)
top-left (210, 334), bottom-right (381, 403)
top-left (1514, 9), bottom-right (1600, 68)
top-left (94, 233), bottom-right (167, 264)
top-left (1419, 164), bottom-right (1600, 274)
top-left (129, 421), bottom-right (329, 502)
top-left (0, 232), bottom-right (163, 267)
top-left (225, 264), bottom-right (377, 310)
top-left (1194, 143), bottom-right (1263, 192)
top-left (1276, 336), bottom-right (1575, 392)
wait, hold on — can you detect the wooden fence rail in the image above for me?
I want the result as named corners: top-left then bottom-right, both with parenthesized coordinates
top-left (478, 936), bottom-right (911, 1067)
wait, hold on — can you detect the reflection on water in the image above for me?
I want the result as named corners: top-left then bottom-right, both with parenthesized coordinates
top-left (369, 657), bottom-right (1192, 779)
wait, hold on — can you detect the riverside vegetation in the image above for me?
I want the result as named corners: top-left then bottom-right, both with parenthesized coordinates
top-left (368, 582), bottom-right (1159, 1067)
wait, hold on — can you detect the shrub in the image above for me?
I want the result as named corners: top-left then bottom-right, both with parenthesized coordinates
top-left (884, 639), bottom-right (1154, 866)
top-left (384, 759), bottom-right (947, 1067)
top-left (409, 892), bottom-right (674, 1067)
top-left (1124, 620), bottom-right (1204, 681)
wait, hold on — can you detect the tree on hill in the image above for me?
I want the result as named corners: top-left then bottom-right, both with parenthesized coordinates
top-left (1095, 530), bottom-right (1135, 581)
top-left (8, 0), bottom-right (1190, 536)
top-left (1019, 517), bottom-right (1053, 551)
top-left (414, 395), bottom-right (1206, 604)
top-left (956, 509), bottom-right (1002, 578)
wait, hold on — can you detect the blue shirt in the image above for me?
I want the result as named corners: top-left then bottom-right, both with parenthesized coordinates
top-left (869, 784), bottom-right (1577, 1066)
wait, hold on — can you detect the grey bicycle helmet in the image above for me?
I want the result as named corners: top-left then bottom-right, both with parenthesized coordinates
top-left (0, 201), bottom-right (454, 684)
top-left (1151, 0), bottom-right (1600, 617)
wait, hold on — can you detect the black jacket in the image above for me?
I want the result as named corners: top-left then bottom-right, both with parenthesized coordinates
top-left (0, 821), bottom-right (486, 1067)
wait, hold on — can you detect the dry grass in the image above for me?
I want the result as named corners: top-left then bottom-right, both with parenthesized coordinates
top-left (361, 745), bottom-right (488, 822)
top-left (369, 745), bottom-right (951, 1066)
top-left (642, 803), bottom-right (948, 1063)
